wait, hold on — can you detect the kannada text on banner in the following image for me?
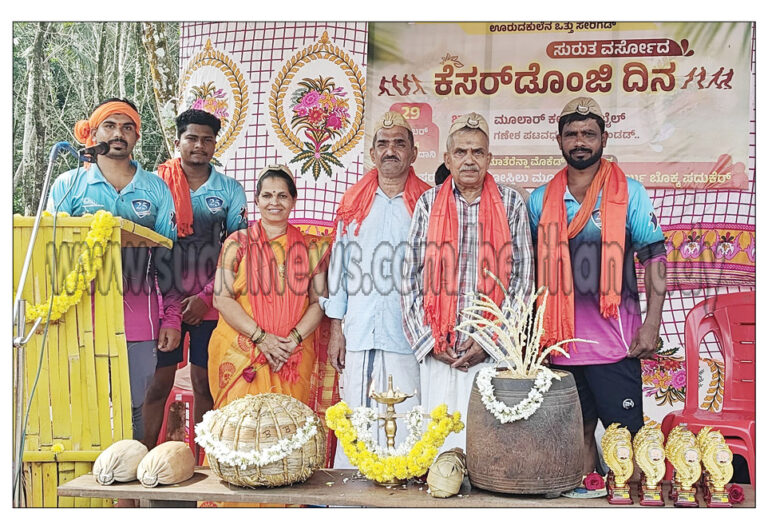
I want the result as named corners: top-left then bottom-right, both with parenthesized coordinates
top-left (366, 22), bottom-right (752, 190)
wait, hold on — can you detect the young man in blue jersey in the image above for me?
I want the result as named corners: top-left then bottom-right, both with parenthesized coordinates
top-left (47, 98), bottom-right (181, 442)
top-left (142, 109), bottom-right (248, 454)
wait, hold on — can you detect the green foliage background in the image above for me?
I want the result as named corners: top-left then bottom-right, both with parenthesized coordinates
top-left (12, 22), bottom-right (180, 214)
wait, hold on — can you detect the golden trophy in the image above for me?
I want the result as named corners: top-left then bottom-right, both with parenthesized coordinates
top-left (633, 424), bottom-right (666, 506)
top-left (601, 423), bottom-right (634, 504)
top-left (368, 375), bottom-right (417, 486)
top-left (697, 427), bottom-right (734, 508)
top-left (666, 425), bottom-right (701, 507)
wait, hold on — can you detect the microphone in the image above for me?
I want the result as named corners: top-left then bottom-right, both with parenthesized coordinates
top-left (50, 141), bottom-right (80, 162)
top-left (79, 142), bottom-right (110, 161)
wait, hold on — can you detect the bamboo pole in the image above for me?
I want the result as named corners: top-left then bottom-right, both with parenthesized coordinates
top-left (57, 460), bottom-right (75, 508)
top-left (73, 462), bottom-right (91, 508)
top-left (23, 451), bottom-right (103, 462)
top-left (80, 272), bottom-right (100, 449)
top-left (65, 266), bottom-right (84, 451)
top-left (42, 462), bottom-right (57, 507)
top-left (101, 236), bottom-right (122, 444)
top-left (30, 460), bottom-right (43, 507)
top-left (110, 234), bottom-right (132, 439)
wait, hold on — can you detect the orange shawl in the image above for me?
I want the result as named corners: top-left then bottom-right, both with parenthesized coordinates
top-left (537, 158), bottom-right (628, 349)
top-left (245, 221), bottom-right (329, 382)
top-left (157, 158), bottom-right (194, 238)
top-left (423, 174), bottom-right (511, 353)
top-left (334, 166), bottom-right (430, 236)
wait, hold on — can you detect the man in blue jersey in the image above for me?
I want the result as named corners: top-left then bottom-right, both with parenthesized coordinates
top-left (47, 98), bottom-right (181, 441)
top-left (527, 96), bottom-right (667, 490)
top-left (142, 109), bottom-right (248, 454)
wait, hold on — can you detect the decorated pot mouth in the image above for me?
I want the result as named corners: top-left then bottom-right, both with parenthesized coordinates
top-left (492, 368), bottom-right (571, 380)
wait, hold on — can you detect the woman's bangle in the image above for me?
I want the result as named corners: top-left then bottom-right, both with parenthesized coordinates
top-left (290, 327), bottom-right (303, 345)
top-left (250, 326), bottom-right (266, 345)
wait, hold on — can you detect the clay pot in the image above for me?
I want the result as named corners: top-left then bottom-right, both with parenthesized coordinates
top-left (466, 370), bottom-right (584, 495)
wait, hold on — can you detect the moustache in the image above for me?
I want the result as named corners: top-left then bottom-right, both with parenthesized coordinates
top-left (382, 156), bottom-right (400, 161)
top-left (569, 147), bottom-right (592, 155)
top-left (108, 139), bottom-right (128, 146)
top-left (460, 167), bottom-right (479, 172)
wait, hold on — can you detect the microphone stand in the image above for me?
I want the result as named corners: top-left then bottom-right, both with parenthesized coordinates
top-left (12, 141), bottom-right (80, 507)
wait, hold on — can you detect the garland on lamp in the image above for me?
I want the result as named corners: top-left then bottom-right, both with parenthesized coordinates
top-left (326, 402), bottom-right (464, 483)
top-left (195, 412), bottom-right (319, 469)
top-left (25, 210), bottom-right (118, 323)
top-left (350, 405), bottom-right (425, 458)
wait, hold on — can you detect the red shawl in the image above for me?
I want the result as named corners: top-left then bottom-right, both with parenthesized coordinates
top-left (537, 158), bottom-right (628, 349)
top-left (245, 221), bottom-right (328, 382)
top-left (423, 174), bottom-right (512, 353)
top-left (157, 158), bottom-right (194, 238)
top-left (335, 166), bottom-right (430, 236)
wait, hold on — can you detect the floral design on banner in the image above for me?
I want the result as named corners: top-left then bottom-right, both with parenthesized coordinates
top-left (178, 39), bottom-right (252, 168)
top-left (268, 31), bottom-right (365, 180)
top-left (640, 223), bottom-right (756, 291)
top-left (700, 357), bottom-right (724, 411)
top-left (642, 354), bottom-right (686, 406)
top-left (189, 82), bottom-right (230, 124)
top-left (641, 351), bottom-right (725, 411)
top-left (288, 77), bottom-right (350, 177)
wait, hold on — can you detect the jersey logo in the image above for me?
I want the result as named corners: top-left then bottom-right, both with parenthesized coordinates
top-left (131, 199), bottom-right (152, 218)
top-left (591, 208), bottom-right (602, 230)
top-left (170, 211), bottom-right (177, 230)
top-left (648, 211), bottom-right (659, 232)
top-left (82, 197), bottom-right (104, 210)
top-left (238, 205), bottom-right (248, 224)
top-left (205, 196), bottom-right (224, 214)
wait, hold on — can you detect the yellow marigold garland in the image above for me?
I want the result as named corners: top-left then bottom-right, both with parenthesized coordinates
top-left (326, 402), bottom-right (464, 483)
top-left (25, 210), bottom-right (118, 323)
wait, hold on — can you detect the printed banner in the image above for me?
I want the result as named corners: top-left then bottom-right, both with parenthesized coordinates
top-left (367, 22), bottom-right (752, 189)
top-left (178, 40), bottom-right (253, 169)
top-left (178, 23), bottom-right (369, 233)
top-left (266, 31), bottom-right (366, 184)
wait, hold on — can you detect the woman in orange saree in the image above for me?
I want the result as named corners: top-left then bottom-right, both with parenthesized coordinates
top-left (203, 165), bottom-right (337, 508)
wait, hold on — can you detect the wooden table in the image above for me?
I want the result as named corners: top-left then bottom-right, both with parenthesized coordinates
top-left (58, 468), bottom-right (755, 508)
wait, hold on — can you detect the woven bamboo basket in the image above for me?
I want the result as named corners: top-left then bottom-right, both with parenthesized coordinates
top-left (200, 393), bottom-right (325, 488)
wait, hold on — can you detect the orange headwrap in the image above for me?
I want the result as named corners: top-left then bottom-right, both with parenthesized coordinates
top-left (73, 101), bottom-right (142, 148)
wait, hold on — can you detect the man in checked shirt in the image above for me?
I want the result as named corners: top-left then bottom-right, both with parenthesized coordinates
top-left (401, 112), bottom-right (534, 450)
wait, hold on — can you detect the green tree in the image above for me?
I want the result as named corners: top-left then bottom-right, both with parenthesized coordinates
top-left (12, 22), bottom-right (181, 214)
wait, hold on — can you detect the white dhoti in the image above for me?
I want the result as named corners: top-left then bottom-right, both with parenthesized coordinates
top-left (333, 349), bottom-right (421, 469)
top-left (419, 355), bottom-right (494, 452)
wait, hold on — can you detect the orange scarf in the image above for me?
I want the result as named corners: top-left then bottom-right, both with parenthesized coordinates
top-left (423, 174), bottom-right (512, 353)
top-left (157, 158), bottom-right (194, 238)
top-left (537, 159), bottom-right (628, 349)
top-left (246, 221), bottom-right (326, 383)
top-left (73, 101), bottom-right (142, 169)
top-left (334, 167), bottom-right (430, 236)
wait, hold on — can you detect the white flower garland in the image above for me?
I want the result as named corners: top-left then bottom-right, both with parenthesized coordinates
top-left (349, 405), bottom-right (425, 458)
top-left (195, 411), bottom-right (318, 469)
top-left (476, 366), bottom-right (558, 424)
